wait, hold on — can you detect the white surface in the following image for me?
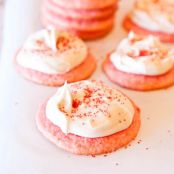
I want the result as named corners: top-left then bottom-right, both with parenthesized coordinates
top-left (0, 1), bottom-right (4, 50)
top-left (1, 0), bottom-right (174, 173)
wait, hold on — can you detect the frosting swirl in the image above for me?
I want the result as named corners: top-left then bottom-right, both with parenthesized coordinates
top-left (46, 80), bottom-right (135, 138)
top-left (16, 28), bottom-right (87, 74)
top-left (130, 0), bottom-right (174, 33)
top-left (110, 32), bottom-right (174, 76)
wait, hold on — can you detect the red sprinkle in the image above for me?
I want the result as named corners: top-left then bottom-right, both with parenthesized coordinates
top-left (84, 88), bottom-right (92, 98)
top-left (72, 99), bottom-right (81, 109)
top-left (139, 50), bottom-right (151, 57)
top-left (56, 36), bottom-right (70, 51)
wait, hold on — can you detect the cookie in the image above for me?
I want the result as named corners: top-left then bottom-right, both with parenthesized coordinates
top-left (36, 80), bottom-right (141, 155)
top-left (103, 56), bottom-right (174, 91)
top-left (15, 28), bottom-right (96, 86)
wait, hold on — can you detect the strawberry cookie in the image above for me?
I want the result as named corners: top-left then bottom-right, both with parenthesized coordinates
top-left (49, 0), bottom-right (117, 10)
top-left (103, 32), bottom-right (174, 91)
top-left (14, 28), bottom-right (96, 86)
top-left (42, 0), bottom-right (118, 40)
top-left (36, 80), bottom-right (141, 155)
top-left (123, 0), bottom-right (174, 43)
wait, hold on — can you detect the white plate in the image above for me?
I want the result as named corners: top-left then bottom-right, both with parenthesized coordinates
top-left (1, 0), bottom-right (174, 173)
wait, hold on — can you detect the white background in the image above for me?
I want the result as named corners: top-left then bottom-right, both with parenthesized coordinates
top-left (1, 0), bottom-right (174, 173)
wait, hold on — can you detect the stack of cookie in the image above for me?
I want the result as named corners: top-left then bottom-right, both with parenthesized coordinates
top-left (42, 0), bottom-right (118, 40)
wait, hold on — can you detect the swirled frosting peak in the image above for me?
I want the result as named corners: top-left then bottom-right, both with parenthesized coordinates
top-left (44, 26), bottom-right (59, 52)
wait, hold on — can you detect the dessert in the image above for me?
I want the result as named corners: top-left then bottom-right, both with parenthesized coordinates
top-left (36, 80), bottom-right (141, 155)
top-left (14, 28), bottom-right (96, 86)
top-left (42, 0), bottom-right (118, 40)
top-left (123, 0), bottom-right (174, 43)
top-left (103, 32), bottom-right (174, 91)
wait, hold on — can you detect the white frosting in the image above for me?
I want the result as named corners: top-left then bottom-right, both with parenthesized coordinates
top-left (16, 28), bottom-right (87, 74)
top-left (46, 82), bottom-right (72, 133)
top-left (131, 10), bottom-right (174, 33)
top-left (131, 1), bottom-right (174, 33)
top-left (44, 27), bottom-right (59, 52)
top-left (46, 81), bottom-right (135, 138)
top-left (110, 32), bottom-right (174, 76)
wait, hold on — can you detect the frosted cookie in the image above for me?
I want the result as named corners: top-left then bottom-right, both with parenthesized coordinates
top-left (14, 28), bottom-right (96, 86)
top-left (103, 32), bottom-right (174, 91)
top-left (36, 80), bottom-right (141, 155)
top-left (123, 0), bottom-right (174, 43)
top-left (42, 0), bottom-right (118, 40)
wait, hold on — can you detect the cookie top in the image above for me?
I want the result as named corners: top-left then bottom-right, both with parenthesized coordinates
top-left (16, 28), bottom-right (87, 74)
top-left (110, 32), bottom-right (174, 76)
top-left (130, 0), bottom-right (174, 33)
top-left (46, 80), bottom-right (135, 138)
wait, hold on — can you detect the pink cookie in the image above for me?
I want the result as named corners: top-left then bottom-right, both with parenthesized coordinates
top-left (36, 99), bottom-right (140, 155)
top-left (103, 55), bottom-right (174, 91)
top-left (45, 0), bottom-right (116, 20)
top-left (123, 16), bottom-right (174, 43)
top-left (49, 0), bottom-right (118, 10)
top-left (43, 17), bottom-right (114, 40)
top-left (42, 11), bottom-right (114, 40)
top-left (42, 0), bottom-right (118, 39)
top-left (15, 52), bottom-right (96, 86)
top-left (42, 8), bottom-right (115, 32)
